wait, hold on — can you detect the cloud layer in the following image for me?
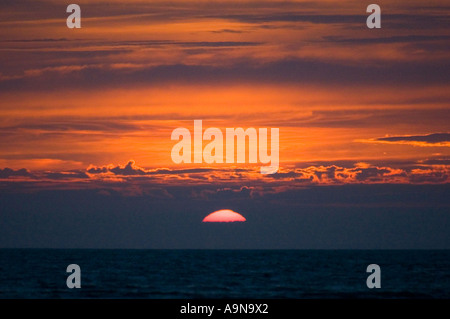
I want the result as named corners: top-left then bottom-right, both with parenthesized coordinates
top-left (0, 0), bottom-right (449, 193)
top-left (1, 160), bottom-right (448, 197)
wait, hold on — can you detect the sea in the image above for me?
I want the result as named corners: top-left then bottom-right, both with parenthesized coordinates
top-left (0, 249), bottom-right (449, 299)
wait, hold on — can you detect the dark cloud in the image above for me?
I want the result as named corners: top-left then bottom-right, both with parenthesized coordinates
top-left (323, 35), bottom-right (450, 44)
top-left (409, 171), bottom-right (449, 184)
top-left (149, 168), bottom-right (218, 175)
top-left (1, 38), bottom-right (69, 43)
top-left (420, 158), bottom-right (450, 165)
top-left (178, 41), bottom-right (260, 47)
top-left (269, 170), bottom-right (306, 180)
top-left (213, 12), bottom-right (450, 30)
top-left (352, 167), bottom-right (396, 182)
top-left (43, 171), bottom-right (90, 180)
top-left (261, 109), bottom-right (450, 129)
top-left (2, 58), bottom-right (450, 92)
top-left (0, 39), bottom-right (260, 51)
top-left (211, 29), bottom-right (244, 34)
top-left (381, 13), bottom-right (450, 30)
top-left (109, 161), bottom-right (148, 176)
top-left (87, 160), bottom-right (218, 176)
top-left (1, 120), bottom-right (142, 133)
top-left (377, 133), bottom-right (450, 144)
top-left (0, 168), bottom-right (33, 178)
top-left (0, 40), bottom-right (261, 82)
top-left (86, 166), bottom-right (109, 174)
top-left (215, 186), bottom-right (253, 198)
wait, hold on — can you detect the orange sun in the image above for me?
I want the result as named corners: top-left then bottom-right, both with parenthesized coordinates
top-left (202, 209), bottom-right (246, 223)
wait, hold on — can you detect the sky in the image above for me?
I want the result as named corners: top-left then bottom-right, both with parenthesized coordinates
top-left (0, 0), bottom-right (449, 249)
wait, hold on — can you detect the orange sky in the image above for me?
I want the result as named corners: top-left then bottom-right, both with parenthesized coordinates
top-left (0, 0), bottom-right (449, 187)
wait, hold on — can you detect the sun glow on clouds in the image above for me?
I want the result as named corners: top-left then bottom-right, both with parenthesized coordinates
top-left (0, 0), bottom-right (449, 184)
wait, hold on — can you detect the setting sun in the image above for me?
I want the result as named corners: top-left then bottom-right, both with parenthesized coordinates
top-left (202, 209), bottom-right (246, 223)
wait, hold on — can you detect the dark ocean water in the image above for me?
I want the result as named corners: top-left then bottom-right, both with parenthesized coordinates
top-left (0, 249), bottom-right (449, 299)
